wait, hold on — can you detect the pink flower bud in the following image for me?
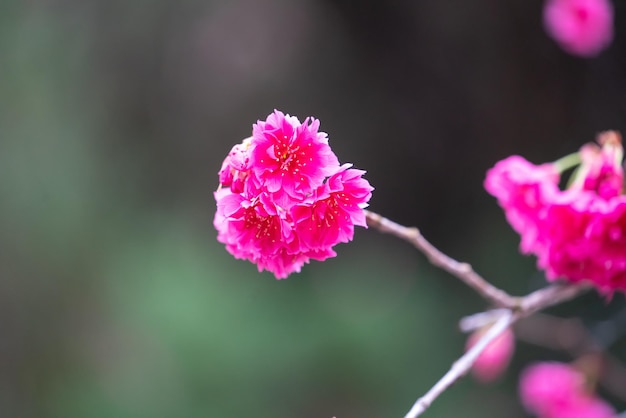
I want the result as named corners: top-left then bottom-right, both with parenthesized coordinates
top-left (467, 328), bottom-right (515, 383)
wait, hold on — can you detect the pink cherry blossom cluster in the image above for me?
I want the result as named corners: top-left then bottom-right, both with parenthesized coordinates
top-left (214, 110), bottom-right (373, 279)
top-left (520, 362), bottom-right (614, 418)
top-left (485, 131), bottom-right (626, 295)
top-left (543, 0), bottom-right (613, 57)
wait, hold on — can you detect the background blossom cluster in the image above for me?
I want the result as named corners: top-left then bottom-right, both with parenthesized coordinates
top-left (485, 131), bottom-right (626, 295)
top-left (520, 362), bottom-right (614, 418)
top-left (214, 110), bottom-right (373, 279)
top-left (543, 0), bottom-right (613, 57)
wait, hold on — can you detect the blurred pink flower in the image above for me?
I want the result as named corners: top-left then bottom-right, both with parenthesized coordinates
top-left (520, 362), bottom-right (584, 413)
top-left (467, 327), bottom-right (515, 383)
top-left (539, 192), bottom-right (626, 294)
top-left (484, 156), bottom-right (560, 254)
top-left (519, 362), bottom-right (614, 418)
top-left (486, 132), bottom-right (626, 295)
top-left (575, 140), bottom-right (624, 200)
top-left (543, 0), bottom-right (613, 57)
top-left (539, 133), bottom-right (626, 295)
top-left (554, 396), bottom-right (617, 418)
top-left (214, 110), bottom-right (372, 279)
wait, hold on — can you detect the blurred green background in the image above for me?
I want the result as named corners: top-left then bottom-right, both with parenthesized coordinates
top-left (1, 0), bottom-right (626, 417)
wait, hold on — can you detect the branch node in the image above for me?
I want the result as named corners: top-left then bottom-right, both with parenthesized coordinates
top-left (458, 263), bottom-right (471, 274)
top-left (362, 211), bottom-right (594, 418)
top-left (408, 227), bottom-right (420, 239)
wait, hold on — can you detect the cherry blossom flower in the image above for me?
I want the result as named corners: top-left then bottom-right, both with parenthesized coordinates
top-left (543, 0), bottom-right (614, 57)
top-left (539, 133), bottom-right (626, 294)
top-left (249, 110), bottom-right (339, 207)
top-left (292, 165), bottom-right (372, 251)
top-left (574, 137), bottom-right (624, 200)
top-left (540, 192), bottom-right (626, 294)
top-left (214, 110), bottom-right (372, 279)
top-left (519, 362), bottom-right (614, 418)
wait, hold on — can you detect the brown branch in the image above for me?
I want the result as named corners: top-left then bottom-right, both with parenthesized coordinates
top-left (518, 283), bottom-right (590, 314)
top-left (459, 309), bottom-right (510, 332)
top-left (404, 283), bottom-right (588, 418)
top-left (365, 210), bottom-right (518, 308)
top-left (363, 209), bottom-right (593, 417)
top-left (403, 310), bottom-right (518, 418)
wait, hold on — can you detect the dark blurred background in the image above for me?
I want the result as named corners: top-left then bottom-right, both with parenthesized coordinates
top-left (1, 0), bottom-right (626, 417)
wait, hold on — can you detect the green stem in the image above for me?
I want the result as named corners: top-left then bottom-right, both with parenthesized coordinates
top-left (553, 152), bottom-right (581, 173)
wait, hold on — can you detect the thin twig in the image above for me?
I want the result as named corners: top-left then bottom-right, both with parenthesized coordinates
top-left (404, 282), bottom-right (588, 418)
top-left (364, 210), bottom-right (517, 307)
top-left (403, 310), bottom-right (517, 418)
top-left (518, 283), bottom-right (590, 314)
top-left (459, 309), bottom-right (510, 332)
top-left (363, 210), bottom-right (593, 417)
